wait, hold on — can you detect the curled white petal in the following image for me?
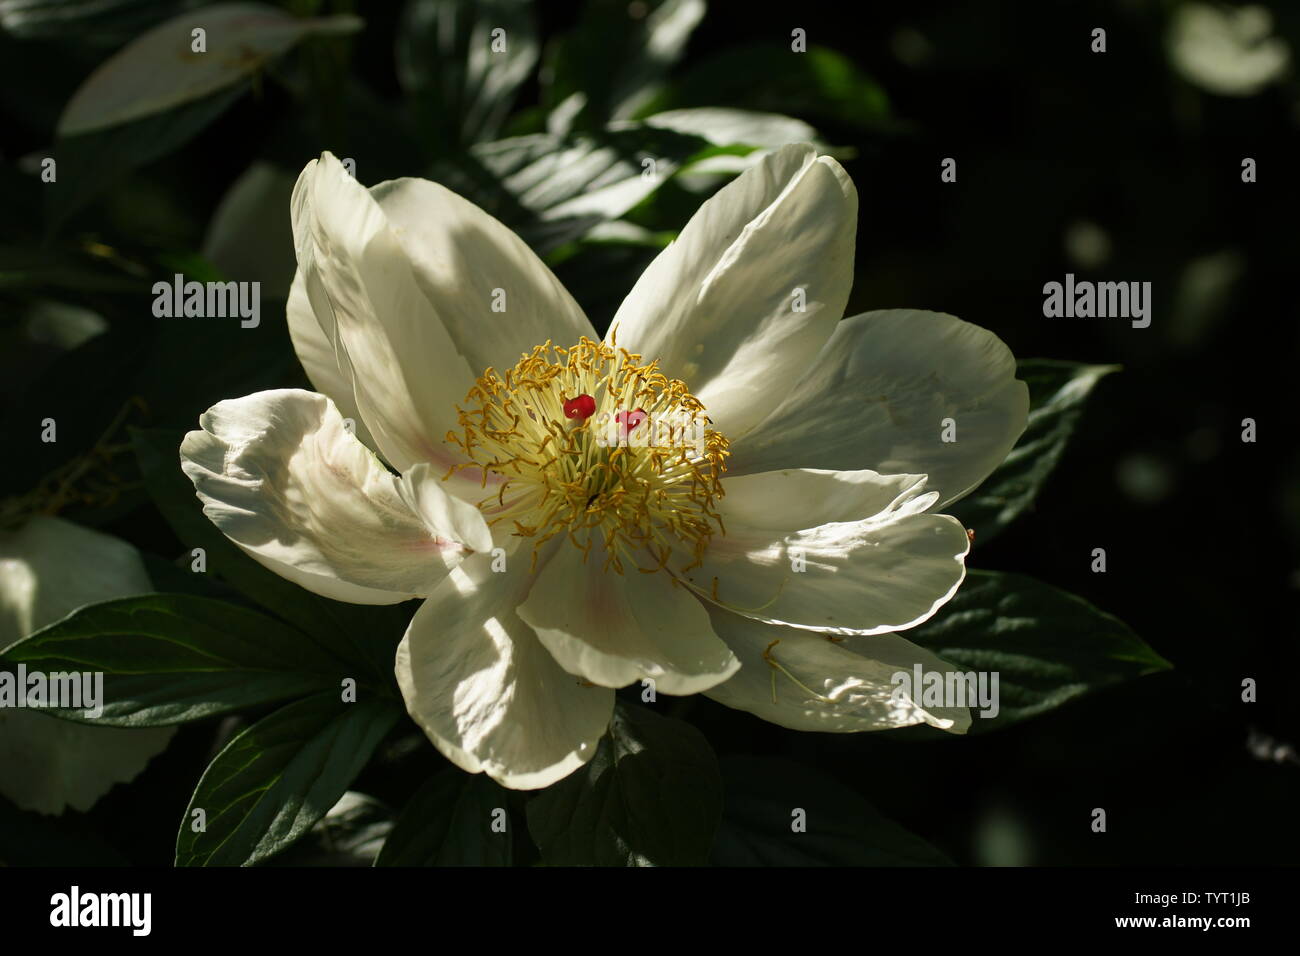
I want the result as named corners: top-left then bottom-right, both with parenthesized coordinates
top-left (607, 143), bottom-right (857, 439)
top-left (181, 389), bottom-right (474, 605)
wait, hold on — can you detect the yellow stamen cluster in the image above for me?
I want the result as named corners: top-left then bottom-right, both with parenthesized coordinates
top-left (446, 337), bottom-right (730, 574)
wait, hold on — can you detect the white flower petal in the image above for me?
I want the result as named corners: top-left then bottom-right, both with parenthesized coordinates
top-left (181, 389), bottom-right (471, 605)
top-left (0, 516), bottom-right (174, 815)
top-left (370, 176), bottom-right (597, 372)
top-left (291, 152), bottom-right (475, 472)
top-left (719, 468), bottom-right (936, 530)
top-left (606, 143), bottom-right (857, 438)
top-left (286, 268), bottom-right (377, 453)
top-left (396, 554), bottom-right (613, 790)
top-left (397, 463), bottom-right (494, 554)
top-left (679, 477), bottom-right (970, 635)
top-left (733, 309), bottom-right (1029, 510)
top-left (516, 541), bottom-right (740, 695)
top-left (702, 606), bottom-right (973, 733)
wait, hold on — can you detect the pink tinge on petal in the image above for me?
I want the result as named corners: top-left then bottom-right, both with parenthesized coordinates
top-left (445, 463), bottom-right (509, 488)
top-left (405, 535), bottom-right (464, 554)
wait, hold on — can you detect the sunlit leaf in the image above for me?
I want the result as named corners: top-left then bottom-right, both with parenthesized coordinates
top-left (57, 2), bottom-right (361, 135)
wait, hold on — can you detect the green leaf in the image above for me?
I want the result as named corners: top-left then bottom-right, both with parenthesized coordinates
top-left (376, 770), bottom-right (512, 866)
top-left (176, 692), bottom-right (401, 866)
top-left (906, 569), bottom-right (1171, 732)
top-left (646, 42), bottom-right (890, 130)
top-left (397, 0), bottom-right (539, 148)
top-left (0, 0), bottom-right (170, 43)
top-left (951, 360), bottom-right (1119, 544)
top-left (57, 3), bottom-right (361, 136)
top-left (550, 237), bottom-right (662, 327)
top-left (0, 243), bottom-right (151, 294)
top-left (47, 82), bottom-right (249, 232)
top-left (477, 125), bottom-right (710, 217)
top-left (438, 123), bottom-right (713, 255)
top-left (270, 791), bottom-right (393, 867)
top-left (711, 756), bottom-right (953, 866)
top-left (140, 551), bottom-right (230, 597)
top-left (526, 702), bottom-right (721, 866)
top-left (642, 107), bottom-right (820, 154)
top-left (44, 4), bottom-right (361, 228)
top-left (132, 427), bottom-right (410, 685)
top-left (435, 109), bottom-right (813, 260)
top-left (544, 0), bottom-right (705, 125)
top-left (0, 593), bottom-right (351, 726)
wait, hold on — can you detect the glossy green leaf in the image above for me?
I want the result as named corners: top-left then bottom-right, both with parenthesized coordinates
top-left (175, 693), bottom-right (400, 866)
top-left (526, 702), bottom-right (721, 866)
top-left (544, 0), bottom-right (705, 125)
top-left (397, 0), bottom-right (539, 147)
top-left (906, 569), bottom-right (1171, 731)
top-left (0, 593), bottom-right (350, 726)
top-left (951, 360), bottom-right (1120, 544)
top-left (376, 770), bottom-right (511, 866)
top-left (646, 42), bottom-right (889, 129)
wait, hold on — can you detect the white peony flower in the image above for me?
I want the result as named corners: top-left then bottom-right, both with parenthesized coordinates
top-left (180, 146), bottom-right (1028, 789)
top-left (0, 516), bottom-right (175, 815)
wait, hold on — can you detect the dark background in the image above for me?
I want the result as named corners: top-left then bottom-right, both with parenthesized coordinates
top-left (1, 0), bottom-right (1297, 865)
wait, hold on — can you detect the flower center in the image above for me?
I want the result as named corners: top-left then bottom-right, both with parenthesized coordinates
top-left (446, 337), bottom-right (729, 573)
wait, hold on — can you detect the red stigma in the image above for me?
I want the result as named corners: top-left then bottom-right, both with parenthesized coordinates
top-left (563, 394), bottom-right (596, 420)
top-left (615, 408), bottom-right (647, 437)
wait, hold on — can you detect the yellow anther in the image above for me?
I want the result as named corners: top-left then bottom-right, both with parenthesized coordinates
top-left (449, 337), bottom-right (729, 574)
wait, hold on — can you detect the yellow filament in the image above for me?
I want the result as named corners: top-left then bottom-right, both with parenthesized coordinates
top-left (762, 639), bottom-right (836, 705)
top-left (447, 337), bottom-right (730, 574)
